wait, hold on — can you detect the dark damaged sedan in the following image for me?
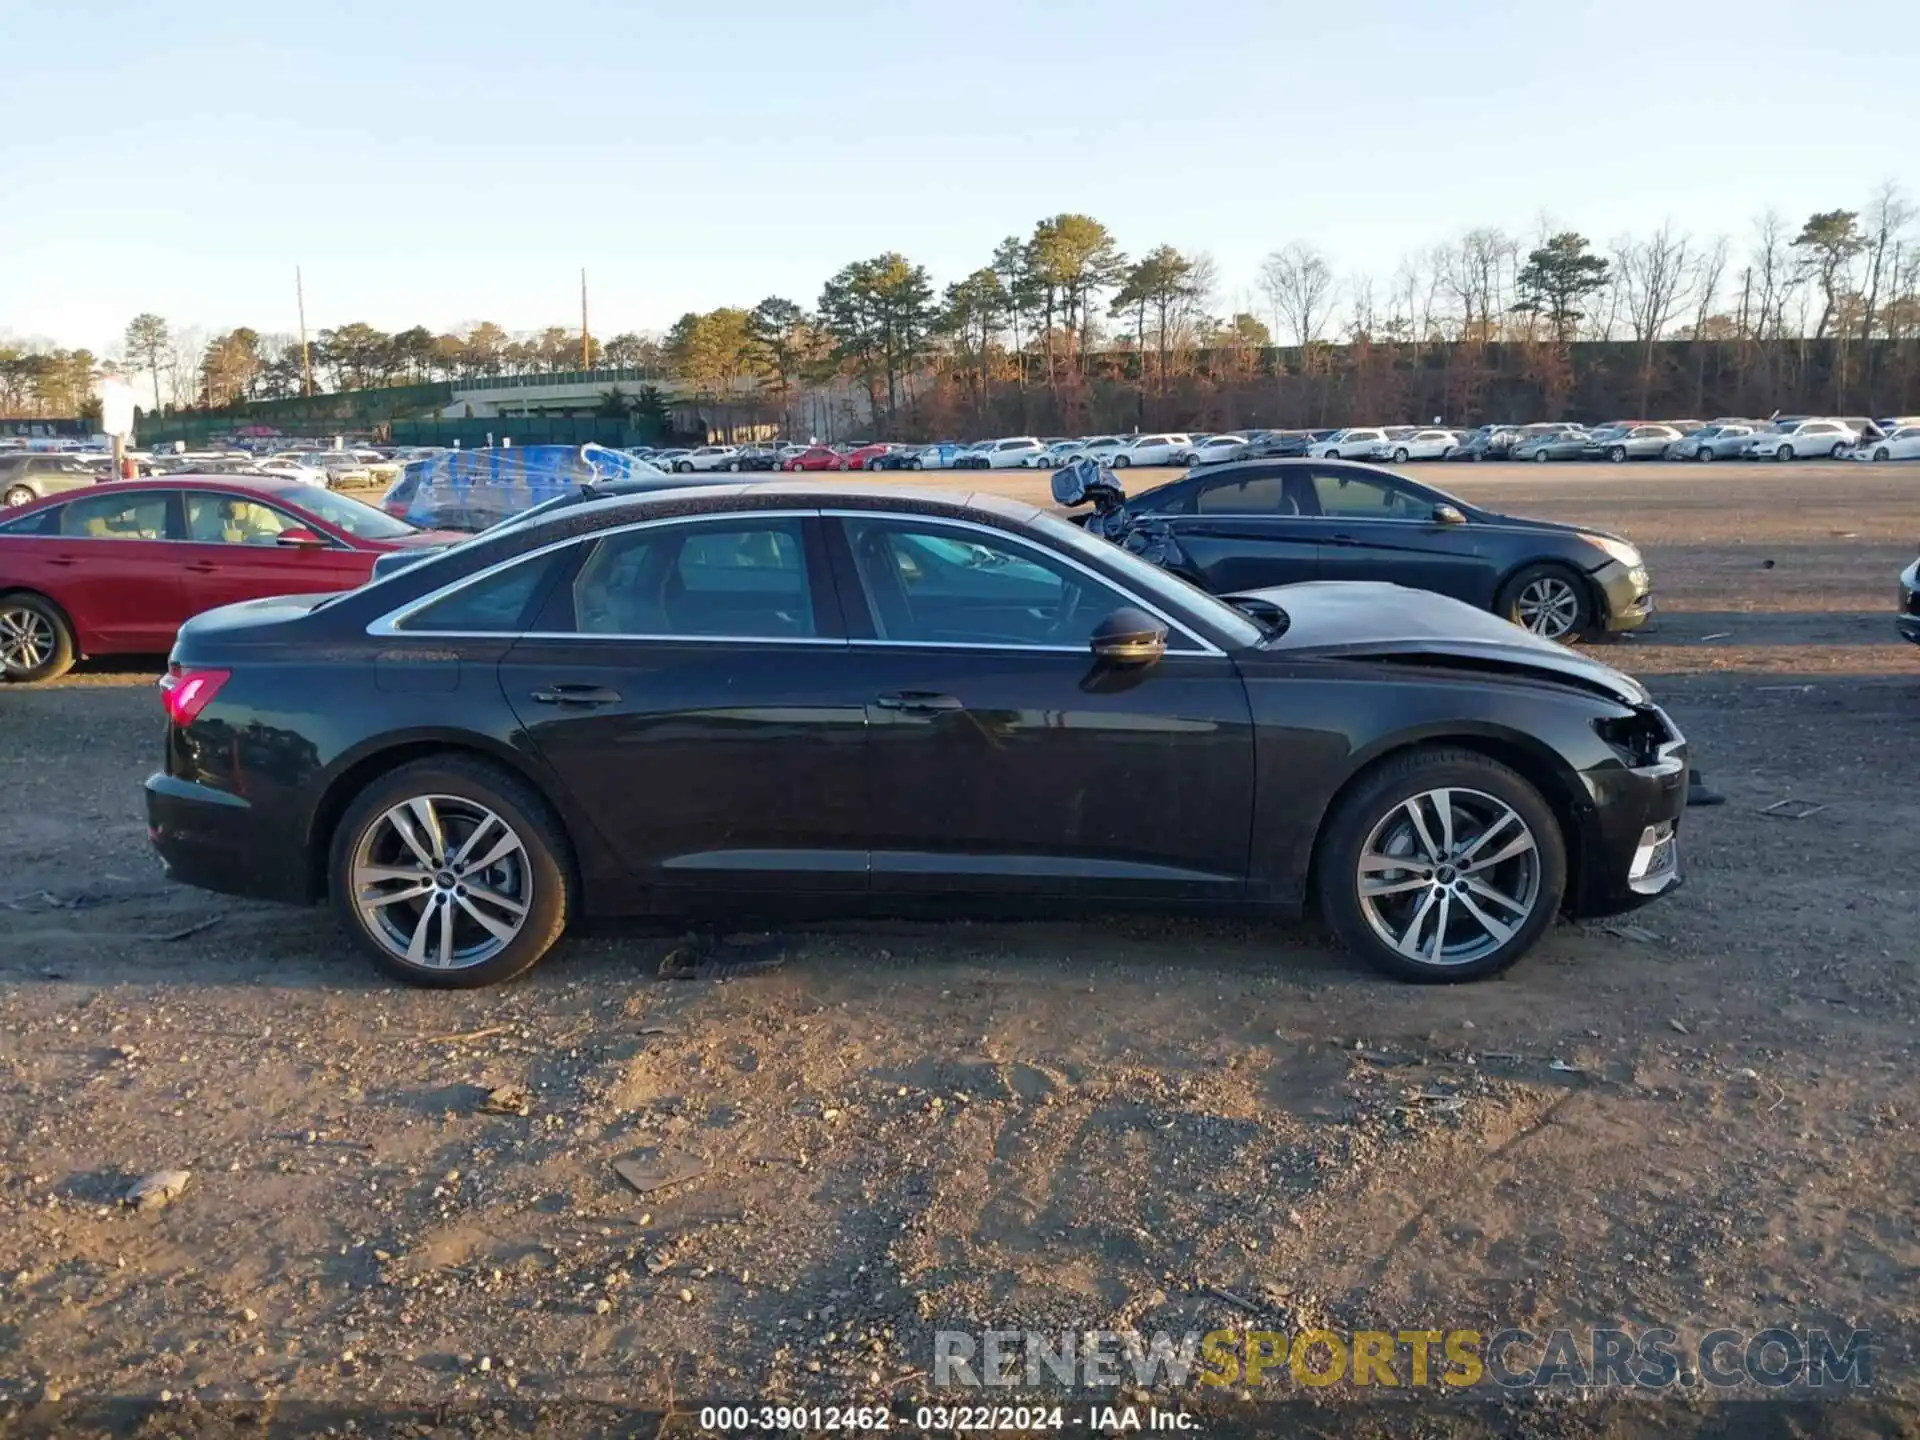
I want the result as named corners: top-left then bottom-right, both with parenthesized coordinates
top-left (1091, 458), bottom-right (1653, 642)
top-left (145, 483), bottom-right (1687, 990)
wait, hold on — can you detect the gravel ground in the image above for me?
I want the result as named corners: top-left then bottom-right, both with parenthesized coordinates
top-left (1, 461), bottom-right (1916, 1437)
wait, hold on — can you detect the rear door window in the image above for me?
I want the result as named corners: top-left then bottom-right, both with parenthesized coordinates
top-left (59, 491), bottom-right (175, 540)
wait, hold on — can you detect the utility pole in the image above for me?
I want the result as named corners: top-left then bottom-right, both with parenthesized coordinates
top-left (580, 268), bottom-right (590, 370)
top-left (296, 266), bottom-right (313, 397)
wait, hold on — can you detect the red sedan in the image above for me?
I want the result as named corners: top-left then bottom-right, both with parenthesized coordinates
top-left (0, 476), bottom-right (456, 683)
top-left (780, 446), bottom-right (841, 472)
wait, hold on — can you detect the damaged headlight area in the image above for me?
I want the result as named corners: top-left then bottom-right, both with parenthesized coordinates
top-left (1594, 707), bottom-right (1683, 771)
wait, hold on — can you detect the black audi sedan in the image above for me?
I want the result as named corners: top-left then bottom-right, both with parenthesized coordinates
top-left (1093, 458), bottom-right (1652, 642)
top-left (145, 483), bottom-right (1686, 990)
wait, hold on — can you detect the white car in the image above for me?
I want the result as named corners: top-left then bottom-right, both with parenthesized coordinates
top-left (1108, 433), bottom-right (1192, 467)
top-left (1187, 435), bottom-right (1252, 466)
top-left (1741, 419), bottom-right (1858, 461)
top-left (1370, 429), bottom-right (1460, 462)
top-left (253, 457), bottom-right (334, 487)
top-left (1037, 439), bottom-right (1086, 468)
top-left (669, 445), bottom-right (740, 472)
top-left (1076, 435), bottom-right (1127, 463)
top-left (1308, 427), bottom-right (1390, 460)
top-left (980, 437), bottom-right (1046, 469)
top-left (1852, 425), bottom-right (1920, 461)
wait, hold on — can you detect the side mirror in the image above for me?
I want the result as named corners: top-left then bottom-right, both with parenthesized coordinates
top-left (1432, 503), bottom-right (1467, 526)
top-left (275, 527), bottom-right (329, 548)
top-left (1089, 606), bottom-right (1168, 666)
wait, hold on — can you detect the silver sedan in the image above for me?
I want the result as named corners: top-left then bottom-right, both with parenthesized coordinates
top-left (0, 453), bottom-right (107, 507)
top-left (1665, 423), bottom-right (1762, 461)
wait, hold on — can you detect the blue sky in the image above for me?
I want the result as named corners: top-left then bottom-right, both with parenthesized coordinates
top-left (2, 0), bottom-right (1914, 357)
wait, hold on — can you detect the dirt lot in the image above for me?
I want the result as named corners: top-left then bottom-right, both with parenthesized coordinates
top-left (2, 461), bottom-right (1917, 1436)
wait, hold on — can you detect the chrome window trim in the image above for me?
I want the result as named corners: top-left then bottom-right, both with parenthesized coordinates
top-left (823, 508), bottom-right (1221, 657)
top-left (365, 508), bottom-right (823, 638)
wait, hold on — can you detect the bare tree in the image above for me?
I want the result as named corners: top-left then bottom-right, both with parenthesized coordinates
top-left (1687, 236), bottom-right (1730, 413)
top-left (1858, 182), bottom-right (1916, 402)
top-left (1258, 242), bottom-right (1337, 347)
top-left (1613, 223), bottom-right (1693, 414)
top-left (1346, 272), bottom-right (1377, 341)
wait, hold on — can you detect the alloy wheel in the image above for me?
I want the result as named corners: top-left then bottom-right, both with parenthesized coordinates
top-left (3, 485), bottom-right (35, 507)
top-left (1515, 575), bottom-right (1581, 638)
top-left (1356, 787), bottom-right (1541, 968)
top-left (1698, 448), bottom-right (1714, 462)
top-left (350, 795), bottom-right (531, 970)
top-left (0, 605), bottom-right (55, 673)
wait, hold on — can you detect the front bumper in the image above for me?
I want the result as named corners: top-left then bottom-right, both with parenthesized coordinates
top-left (146, 772), bottom-right (314, 907)
top-left (1591, 559), bottom-right (1655, 633)
top-left (1569, 715), bottom-right (1689, 918)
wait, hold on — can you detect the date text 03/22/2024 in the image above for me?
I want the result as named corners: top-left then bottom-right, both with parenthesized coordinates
top-left (697, 1404), bottom-right (1197, 1431)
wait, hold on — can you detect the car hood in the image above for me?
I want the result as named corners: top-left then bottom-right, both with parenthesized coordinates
top-left (1459, 508), bottom-right (1628, 548)
top-left (1235, 580), bottom-right (1650, 705)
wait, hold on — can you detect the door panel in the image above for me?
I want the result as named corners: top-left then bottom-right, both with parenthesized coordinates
top-left (498, 514), bottom-right (870, 895)
top-left (1303, 468), bottom-right (1493, 606)
top-left (177, 493), bottom-right (371, 612)
top-left (45, 490), bottom-right (187, 651)
top-left (828, 513), bottom-right (1256, 897)
top-left (1165, 472), bottom-right (1324, 592)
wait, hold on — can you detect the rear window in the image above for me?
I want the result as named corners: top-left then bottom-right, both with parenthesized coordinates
top-left (398, 553), bottom-right (558, 633)
top-left (0, 505), bottom-right (58, 535)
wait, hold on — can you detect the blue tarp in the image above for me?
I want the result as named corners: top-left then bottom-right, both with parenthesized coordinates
top-left (385, 444), bottom-right (660, 529)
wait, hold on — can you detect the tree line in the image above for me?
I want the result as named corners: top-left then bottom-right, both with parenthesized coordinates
top-left (5, 187), bottom-right (1917, 431)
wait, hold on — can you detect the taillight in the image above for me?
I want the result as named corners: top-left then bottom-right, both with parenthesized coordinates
top-left (159, 665), bottom-right (231, 727)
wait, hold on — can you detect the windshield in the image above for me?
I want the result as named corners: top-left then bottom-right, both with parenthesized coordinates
top-left (281, 484), bottom-right (418, 538)
top-left (1026, 511), bottom-right (1265, 649)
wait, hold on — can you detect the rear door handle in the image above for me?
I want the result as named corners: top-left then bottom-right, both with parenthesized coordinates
top-left (530, 685), bottom-right (622, 706)
top-left (874, 691), bottom-right (964, 713)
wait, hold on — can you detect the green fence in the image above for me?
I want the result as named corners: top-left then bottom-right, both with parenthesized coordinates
top-left (390, 416), bottom-right (673, 449)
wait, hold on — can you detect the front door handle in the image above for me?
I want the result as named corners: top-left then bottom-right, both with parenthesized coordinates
top-left (530, 684), bottom-right (622, 706)
top-left (874, 691), bottom-right (964, 714)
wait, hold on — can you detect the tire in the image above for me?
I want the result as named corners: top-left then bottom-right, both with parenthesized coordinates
top-left (1532, 449), bottom-right (1550, 464)
top-left (329, 756), bottom-right (573, 990)
top-left (837, 461), bottom-right (851, 471)
top-left (1874, 447), bottom-right (1890, 462)
top-left (1830, 442), bottom-right (1847, 459)
top-left (674, 461), bottom-right (692, 473)
top-left (1111, 454), bottom-right (1130, 468)
top-left (1697, 448), bottom-right (1714, 462)
top-left (1324, 449), bottom-right (1341, 460)
top-left (1607, 445), bottom-right (1627, 463)
top-left (1496, 563), bottom-right (1591, 642)
top-left (1775, 444), bottom-right (1793, 462)
top-left (0, 592), bottom-right (76, 683)
top-left (1392, 447), bottom-right (1410, 463)
top-left (725, 461), bottom-right (740, 472)
top-left (909, 458), bottom-right (922, 470)
top-left (2, 485), bottom-right (35, 508)
top-left (1316, 748), bottom-right (1567, 983)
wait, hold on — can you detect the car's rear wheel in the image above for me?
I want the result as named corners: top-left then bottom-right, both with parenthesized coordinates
top-left (330, 757), bottom-right (572, 989)
top-left (1607, 445), bottom-right (1627, 463)
top-left (0, 593), bottom-right (75, 683)
top-left (1393, 447), bottom-right (1410, 463)
top-left (1498, 563), bottom-right (1590, 642)
top-left (2, 485), bottom-right (35, 507)
top-left (1318, 750), bottom-right (1566, 983)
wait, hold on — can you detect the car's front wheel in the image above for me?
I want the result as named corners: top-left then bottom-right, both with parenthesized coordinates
top-left (1776, 444), bottom-right (1794, 462)
top-left (1830, 442), bottom-right (1848, 458)
top-left (674, 461), bottom-right (693, 473)
top-left (2, 485), bottom-right (35, 507)
top-left (1392, 447), bottom-right (1410, 463)
top-left (330, 757), bottom-right (573, 989)
top-left (908, 458), bottom-right (922, 469)
top-left (1874, 447), bottom-right (1890, 461)
top-left (0, 592), bottom-right (75, 683)
top-left (1697, 448), bottom-right (1715, 462)
top-left (1318, 749), bottom-right (1566, 982)
top-left (1110, 454), bottom-right (1130, 467)
top-left (1531, 449), bottom-right (1549, 463)
top-left (1498, 563), bottom-right (1590, 642)
top-left (1607, 445), bottom-right (1627, 463)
